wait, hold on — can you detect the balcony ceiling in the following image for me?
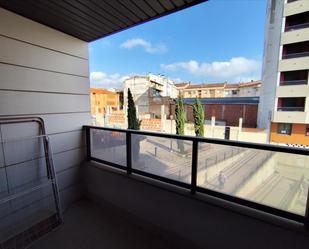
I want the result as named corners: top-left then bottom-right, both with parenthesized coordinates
top-left (0, 0), bottom-right (207, 42)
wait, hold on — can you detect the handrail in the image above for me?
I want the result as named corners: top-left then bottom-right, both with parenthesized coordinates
top-left (286, 22), bottom-right (309, 32)
top-left (277, 106), bottom-right (305, 112)
top-left (280, 80), bottom-right (308, 86)
top-left (84, 125), bottom-right (309, 155)
top-left (84, 125), bottom-right (309, 227)
top-left (282, 52), bottom-right (309, 59)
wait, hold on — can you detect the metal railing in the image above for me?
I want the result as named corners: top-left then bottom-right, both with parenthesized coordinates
top-left (286, 22), bottom-right (309, 32)
top-left (280, 80), bottom-right (308, 86)
top-left (282, 52), bottom-right (309, 59)
top-left (84, 125), bottom-right (309, 227)
top-left (277, 106), bottom-right (305, 111)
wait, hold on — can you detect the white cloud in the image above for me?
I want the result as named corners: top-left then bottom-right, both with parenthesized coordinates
top-left (120, 38), bottom-right (167, 54)
top-left (90, 72), bottom-right (130, 89)
top-left (161, 57), bottom-right (261, 82)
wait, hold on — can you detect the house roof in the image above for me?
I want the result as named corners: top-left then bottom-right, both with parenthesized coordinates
top-left (238, 80), bottom-right (261, 88)
top-left (0, 0), bottom-right (208, 42)
top-left (90, 88), bottom-right (116, 94)
top-left (178, 80), bottom-right (261, 90)
top-left (185, 83), bottom-right (226, 89)
top-left (175, 83), bottom-right (190, 88)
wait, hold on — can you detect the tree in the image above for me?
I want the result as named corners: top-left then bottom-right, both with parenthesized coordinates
top-left (174, 97), bottom-right (185, 153)
top-left (175, 97), bottom-right (185, 135)
top-left (127, 88), bottom-right (141, 161)
top-left (127, 88), bottom-right (140, 130)
top-left (192, 98), bottom-right (204, 137)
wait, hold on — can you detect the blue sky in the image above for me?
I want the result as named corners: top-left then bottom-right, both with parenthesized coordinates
top-left (89, 0), bottom-right (267, 89)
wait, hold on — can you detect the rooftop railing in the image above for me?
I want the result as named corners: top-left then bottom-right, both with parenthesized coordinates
top-left (84, 125), bottom-right (309, 227)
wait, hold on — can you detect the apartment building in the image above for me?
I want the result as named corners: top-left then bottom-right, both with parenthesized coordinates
top-left (176, 80), bottom-right (261, 99)
top-left (90, 88), bottom-right (119, 116)
top-left (123, 74), bottom-right (177, 114)
top-left (258, 0), bottom-right (309, 145)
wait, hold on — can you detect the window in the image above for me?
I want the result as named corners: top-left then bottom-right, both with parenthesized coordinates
top-left (306, 125), bottom-right (309, 136)
top-left (232, 90), bottom-right (238, 95)
top-left (277, 123), bottom-right (292, 135)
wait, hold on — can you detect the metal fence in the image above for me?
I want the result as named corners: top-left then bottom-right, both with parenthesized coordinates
top-left (84, 125), bottom-right (309, 227)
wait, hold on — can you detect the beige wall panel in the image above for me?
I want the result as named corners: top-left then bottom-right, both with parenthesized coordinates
top-left (0, 36), bottom-right (89, 77)
top-left (0, 91), bottom-right (90, 116)
top-left (0, 63), bottom-right (89, 94)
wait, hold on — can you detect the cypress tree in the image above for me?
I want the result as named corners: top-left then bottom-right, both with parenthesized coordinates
top-left (174, 97), bottom-right (185, 153)
top-left (175, 97), bottom-right (185, 135)
top-left (127, 88), bottom-right (140, 130)
top-left (192, 98), bottom-right (204, 137)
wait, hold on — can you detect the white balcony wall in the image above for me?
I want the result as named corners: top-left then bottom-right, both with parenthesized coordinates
top-left (0, 7), bottom-right (90, 216)
top-left (284, 0), bottom-right (309, 17)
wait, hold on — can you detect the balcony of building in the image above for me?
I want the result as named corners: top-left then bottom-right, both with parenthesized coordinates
top-left (1, 1), bottom-right (309, 249)
top-left (280, 70), bottom-right (308, 86)
top-left (284, 0), bottom-right (309, 17)
top-left (279, 42), bottom-right (309, 72)
top-left (285, 12), bottom-right (309, 32)
top-left (282, 12), bottom-right (309, 45)
top-left (277, 97), bottom-right (306, 112)
top-left (273, 97), bottom-right (307, 123)
top-left (282, 41), bottom-right (309, 59)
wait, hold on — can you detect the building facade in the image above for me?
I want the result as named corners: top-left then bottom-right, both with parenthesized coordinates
top-left (258, 0), bottom-right (309, 146)
top-left (90, 88), bottom-right (119, 116)
top-left (175, 80), bottom-right (261, 99)
top-left (123, 74), bottom-right (177, 116)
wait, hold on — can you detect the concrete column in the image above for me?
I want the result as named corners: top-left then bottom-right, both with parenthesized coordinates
top-left (211, 116), bottom-right (215, 138)
top-left (238, 118), bottom-right (243, 141)
top-left (124, 105), bottom-right (128, 128)
top-left (239, 118), bottom-right (243, 132)
top-left (160, 105), bottom-right (166, 132)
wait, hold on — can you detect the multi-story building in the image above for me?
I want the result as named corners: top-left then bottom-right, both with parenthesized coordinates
top-left (123, 74), bottom-right (177, 115)
top-left (258, 0), bottom-right (309, 146)
top-left (175, 80), bottom-right (261, 99)
top-left (90, 88), bottom-right (119, 116)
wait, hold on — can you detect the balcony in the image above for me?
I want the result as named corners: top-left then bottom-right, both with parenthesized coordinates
top-left (280, 70), bottom-right (308, 86)
top-left (285, 12), bottom-right (309, 32)
top-left (282, 41), bottom-right (309, 60)
top-left (277, 97), bottom-right (305, 110)
top-left (280, 80), bottom-right (308, 86)
top-left (1, 2), bottom-right (309, 249)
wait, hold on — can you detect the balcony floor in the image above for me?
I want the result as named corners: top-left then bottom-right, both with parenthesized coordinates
top-left (28, 199), bottom-right (196, 249)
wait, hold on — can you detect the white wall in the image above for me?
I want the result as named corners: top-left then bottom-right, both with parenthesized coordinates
top-left (0, 7), bottom-right (90, 222)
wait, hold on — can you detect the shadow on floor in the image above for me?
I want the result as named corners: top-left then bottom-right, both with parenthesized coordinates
top-left (29, 199), bottom-right (199, 249)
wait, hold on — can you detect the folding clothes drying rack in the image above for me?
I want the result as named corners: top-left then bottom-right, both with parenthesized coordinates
top-left (0, 117), bottom-right (62, 249)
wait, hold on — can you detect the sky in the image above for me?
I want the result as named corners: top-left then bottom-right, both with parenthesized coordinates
top-left (89, 0), bottom-right (267, 89)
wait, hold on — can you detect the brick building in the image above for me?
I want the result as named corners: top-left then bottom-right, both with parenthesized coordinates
top-left (171, 97), bottom-right (259, 128)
